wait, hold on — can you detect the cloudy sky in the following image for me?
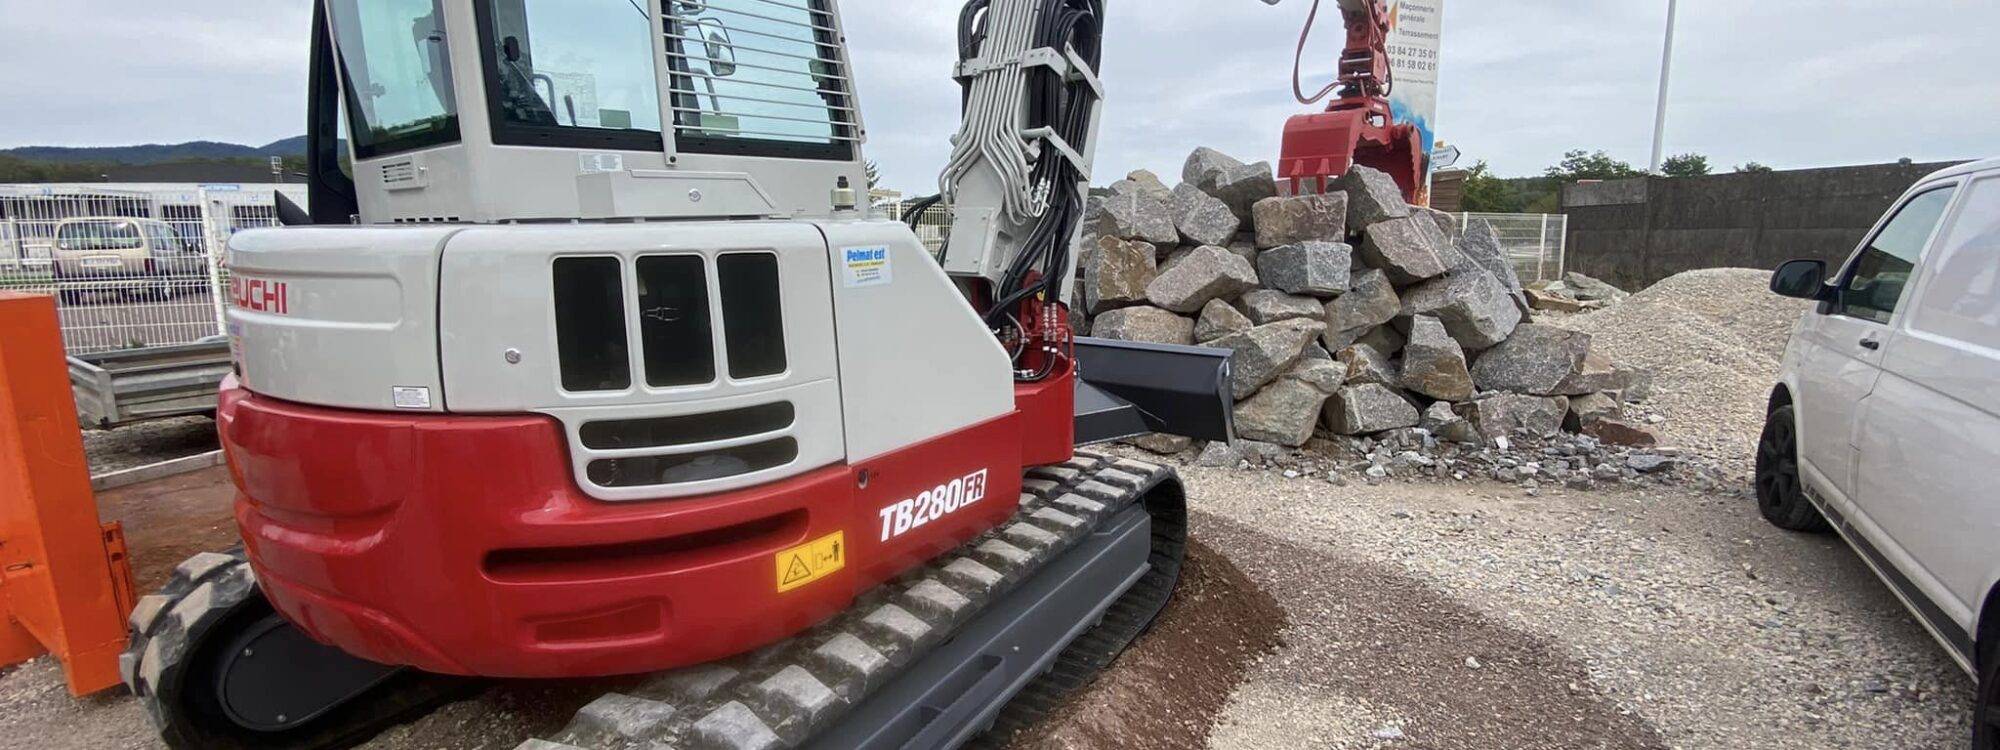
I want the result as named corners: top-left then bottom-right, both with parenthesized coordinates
top-left (3, 0), bottom-right (1995, 193)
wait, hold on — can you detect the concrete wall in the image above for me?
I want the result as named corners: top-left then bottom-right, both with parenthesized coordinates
top-left (1561, 160), bottom-right (1969, 291)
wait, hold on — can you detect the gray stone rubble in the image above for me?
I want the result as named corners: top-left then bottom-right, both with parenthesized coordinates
top-left (1083, 150), bottom-right (1656, 465)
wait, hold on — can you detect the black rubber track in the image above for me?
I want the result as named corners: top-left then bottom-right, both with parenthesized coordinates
top-left (121, 549), bottom-right (472, 750)
top-left (966, 476), bottom-right (1186, 747)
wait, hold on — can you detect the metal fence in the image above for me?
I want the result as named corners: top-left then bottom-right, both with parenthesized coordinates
top-left (0, 184), bottom-right (304, 355)
top-left (1457, 212), bottom-right (1568, 284)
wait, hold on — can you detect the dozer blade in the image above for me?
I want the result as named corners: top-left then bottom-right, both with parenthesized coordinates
top-left (1072, 337), bottom-right (1234, 446)
top-left (524, 450), bottom-right (1188, 750)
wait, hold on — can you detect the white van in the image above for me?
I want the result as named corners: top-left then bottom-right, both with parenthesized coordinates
top-left (1761, 157), bottom-right (2000, 746)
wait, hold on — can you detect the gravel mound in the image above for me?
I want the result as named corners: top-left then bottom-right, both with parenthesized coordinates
top-left (1553, 268), bottom-right (1809, 473)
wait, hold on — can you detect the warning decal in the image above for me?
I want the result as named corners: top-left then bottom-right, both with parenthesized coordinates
top-left (776, 531), bottom-right (846, 593)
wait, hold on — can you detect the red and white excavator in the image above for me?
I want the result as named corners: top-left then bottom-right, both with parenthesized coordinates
top-left (122, 1), bottom-right (1235, 749)
top-left (120, 1), bottom-right (1426, 748)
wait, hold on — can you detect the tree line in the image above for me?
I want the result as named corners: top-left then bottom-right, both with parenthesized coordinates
top-left (1456, 150), bottom-right (1774, 213)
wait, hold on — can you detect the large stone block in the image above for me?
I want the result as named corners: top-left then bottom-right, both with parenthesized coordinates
top-left (1082, 236), bottom-right (1157, 315)
top-left (1209, 318), bottom-right (1327, 399)
top-left (1421, 401), bottom-right (1481, 444)
top-left (1256, 241), bottom-right (1352, 297)
top-left (1554, 350), bottom-right (1618, 395)
top-left (1399, 271), bottom-right (1524, 351)
top-left (1091, 306), bottom-right (1194, 346)
top-left (1458, 394), bottom-right (1569, 440)
top-left (1252, 193), bottom-right (1349, 249)
top-left (1359, 216), bottom-right (1449, 286)
top-left (1195, 298), bottom-right (1253, 343)
top-left (1237, 289), bottom-right (1326, 325)
top-left (1171, 183), bottom-right (1242, 247)
top-left (1234, 379), bottom-right (1332, 447)
top-left (1322, 268), bottom-right (1400, 349)
top-left (1145, 245), bottom-right (1259, 313)
top-left (1324, 383), bottom-right (1421, 435)
top-left (1469, 323), bottom-right (1591, 395)
top-left (1081, 178), bottom-right (1179, 245)
top-left (1336, 343), bottom-right (1396, 387)
top-left (1282, 354), bottom-right (1346, 395)
top-left (1183, 147), bottom-right (1279, 219)
top-left (1458, 218), bottom-right (1529, 311)
top-left (1400, 315), bottom-right (1475, 401)
top-left (1337, 165), bottom-right (1412, 228)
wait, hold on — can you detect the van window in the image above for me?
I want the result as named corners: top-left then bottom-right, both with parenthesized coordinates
top-left (1837, 186), bottom-right (1957, 325)
top-left (1908, 177), bottom-right (2000, 348)
top-left (56, 220), bottom-right (142, 252)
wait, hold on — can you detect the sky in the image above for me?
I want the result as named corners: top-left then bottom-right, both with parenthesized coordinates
top-left (2, 0), bottom-right (1995, 194)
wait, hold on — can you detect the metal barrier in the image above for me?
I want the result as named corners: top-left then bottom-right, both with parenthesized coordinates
top-left (0, 184), bottom-right (305, 356)
top-left (0, 292), bottom-right (138, 696)
top-left (1457, 212), bottom-right (1568, 284)
top-left (888, 199), bottom-right (952, 256)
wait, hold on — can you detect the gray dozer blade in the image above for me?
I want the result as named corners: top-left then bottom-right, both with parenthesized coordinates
top-left (1072, 337), bottom-right (1234, 446)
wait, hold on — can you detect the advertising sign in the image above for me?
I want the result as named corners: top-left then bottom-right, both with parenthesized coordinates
top-left (1386, 0), bottom-right (1444, 161)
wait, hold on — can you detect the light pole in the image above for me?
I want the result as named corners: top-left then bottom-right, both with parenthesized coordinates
top-left (1649, 0), bottom-right (1680, 173)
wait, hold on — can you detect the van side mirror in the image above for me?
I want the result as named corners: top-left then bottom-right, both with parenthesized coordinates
top-left (1771, 259), bottom-right (1829, 300)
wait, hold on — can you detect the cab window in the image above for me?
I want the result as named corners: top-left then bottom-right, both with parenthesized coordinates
top-left (326, 0), bottom-right (462, 158)
top-left (1837, 186), bottom-right (1957, 325)
top-left (476, 0), bottom-right (665, 151)
top-left (665, 0), bottom-right (856, 160)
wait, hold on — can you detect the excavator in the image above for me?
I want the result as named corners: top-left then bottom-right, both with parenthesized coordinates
top-left (119, 0), bottom-right (1421, 748)
top-left (122, 1), bottom-right (1234, 749)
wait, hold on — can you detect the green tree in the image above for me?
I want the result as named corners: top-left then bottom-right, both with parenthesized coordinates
top-left (1660, 153), bottom-right (1711, 177)
top-left (1458, 161), bottom-right (1524, 213)
top-left (865, 160), bottom-right (882, 190)
top-left (1734, 161), bottom-right (1775, 174)
top-left (1544, 150), bottom-right (1645, 182)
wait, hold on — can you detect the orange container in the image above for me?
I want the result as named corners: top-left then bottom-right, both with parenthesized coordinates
top-left (0, 292), bottom-right (136, 695)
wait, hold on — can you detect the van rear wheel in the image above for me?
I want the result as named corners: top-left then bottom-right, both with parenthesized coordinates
top-left (1755, 404), bottom-right (1830, 532)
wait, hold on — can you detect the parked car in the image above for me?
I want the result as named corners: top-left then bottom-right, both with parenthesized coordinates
top-left (1759, 157), bottom-right (2000, 746)
top-left (49, 217), bottom-right (207, 303)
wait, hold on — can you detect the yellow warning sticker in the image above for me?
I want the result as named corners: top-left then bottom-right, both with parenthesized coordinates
top-left (776, 531), bottom-right (846, 593)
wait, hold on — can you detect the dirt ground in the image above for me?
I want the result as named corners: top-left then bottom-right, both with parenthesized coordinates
top-left (0, 459), bottom-right (1970, 749)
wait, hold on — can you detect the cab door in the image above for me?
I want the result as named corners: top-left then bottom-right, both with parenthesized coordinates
top-left (1851, 174), bottom-right (2000, 653)
top-left (1793, 185), bottom-right (1959, 507)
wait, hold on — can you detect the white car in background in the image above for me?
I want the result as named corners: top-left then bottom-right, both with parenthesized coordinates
top-left (1760, 157), bottom-right (2000, 747)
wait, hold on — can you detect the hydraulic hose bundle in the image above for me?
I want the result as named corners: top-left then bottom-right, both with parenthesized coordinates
top-left (942, 0), bottom-right (1104, 346)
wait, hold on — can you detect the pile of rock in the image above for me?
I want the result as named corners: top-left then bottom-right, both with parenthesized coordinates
top-left (1524, 271), bottom-right (1630, 314)
top-left (1076, 147), bottom-right (1656, 454)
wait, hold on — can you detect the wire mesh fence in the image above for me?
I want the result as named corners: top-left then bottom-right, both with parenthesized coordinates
top-left (0, 184), bottom-right (305, 355)
top-left (1457, 212), bottom-right (1568, 284)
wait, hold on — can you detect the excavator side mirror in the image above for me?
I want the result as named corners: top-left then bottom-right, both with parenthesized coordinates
top-left (697, 19), bottom-right (738, 78)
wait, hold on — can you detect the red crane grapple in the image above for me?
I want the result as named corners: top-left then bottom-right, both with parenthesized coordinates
top-left (1277, 0), bottom-right (1426, 202)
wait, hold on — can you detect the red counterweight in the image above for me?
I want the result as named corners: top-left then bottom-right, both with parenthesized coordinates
top-left (1277, 0), bottom-right (1427, 202)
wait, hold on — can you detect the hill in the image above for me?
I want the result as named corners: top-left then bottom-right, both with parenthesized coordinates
top-left (0, 137), bottom-right (307, 165)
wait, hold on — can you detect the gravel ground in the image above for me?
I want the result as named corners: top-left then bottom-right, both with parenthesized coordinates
top-left (1174, 461), bottom-right (1972, 750)
top-left (1551, 268), bottom-right (1811, 476)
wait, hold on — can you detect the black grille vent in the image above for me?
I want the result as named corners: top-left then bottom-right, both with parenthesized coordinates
top-left (587, 438), bottom-right (799, 487)
top-left (580, 402), bottom-right (795, 451)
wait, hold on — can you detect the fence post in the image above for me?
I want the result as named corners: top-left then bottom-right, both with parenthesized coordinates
top-left (197, 188), bottom-right (228, 337)
top-left (1537, 215), bottom-right (1552, 283)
